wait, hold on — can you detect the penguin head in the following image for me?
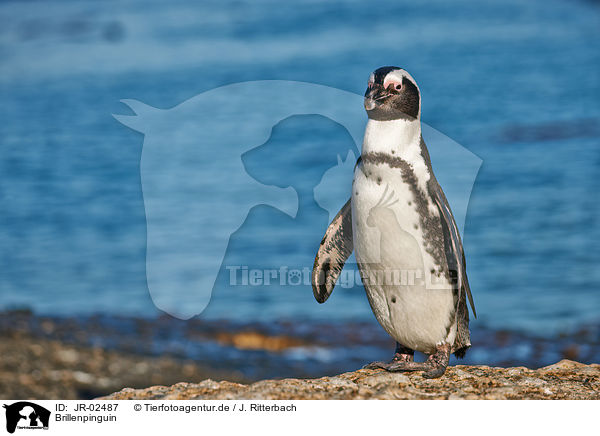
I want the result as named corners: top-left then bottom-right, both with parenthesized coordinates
top-left (364, 66), bottom-right (420, 121)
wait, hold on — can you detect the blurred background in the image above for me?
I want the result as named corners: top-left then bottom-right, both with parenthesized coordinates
top-left (0, 0), bottom-right (598, 399)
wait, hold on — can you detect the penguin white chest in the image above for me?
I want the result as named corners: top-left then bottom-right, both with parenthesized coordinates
top-left (351, 121), bottom-right (456, 353)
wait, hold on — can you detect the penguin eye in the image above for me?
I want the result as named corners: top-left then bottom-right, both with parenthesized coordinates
top-left (395, 83), bottom-right (402, 91)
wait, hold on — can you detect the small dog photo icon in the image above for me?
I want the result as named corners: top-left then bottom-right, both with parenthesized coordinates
top-left (3, 402), bottom-right (50, 433)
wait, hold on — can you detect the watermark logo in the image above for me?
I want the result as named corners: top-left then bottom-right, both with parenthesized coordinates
top-left (3, 402), bottom-right (50, 434)
top-left (114, 80), bottom-right (481, 319)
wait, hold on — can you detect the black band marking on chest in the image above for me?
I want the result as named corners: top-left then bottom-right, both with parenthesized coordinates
top-left (359, 152), bottom-right (448, 276)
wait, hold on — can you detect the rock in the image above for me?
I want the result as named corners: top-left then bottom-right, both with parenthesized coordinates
top-left (100, 360), bottom-right (600, 400)
top-left (540, 359), bottom-right (588, 371)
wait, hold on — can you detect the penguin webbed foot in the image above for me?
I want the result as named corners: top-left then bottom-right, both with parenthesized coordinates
top-left (364, 343), bottom-right (450, 379)
top-left (365, 360), bottom-right (429, 372)
top-left (363, 342), bottom-right (416, 370)
top-left (421, 343), bottom-right (451, 379)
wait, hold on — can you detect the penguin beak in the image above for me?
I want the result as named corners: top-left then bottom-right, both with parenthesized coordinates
top-left (364, 85), bottom-right (389, 111)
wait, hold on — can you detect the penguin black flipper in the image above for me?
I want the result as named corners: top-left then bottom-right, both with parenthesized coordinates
top-left (311, 198), bottom-right (353, 303)
top-left (431, 182), bottom-right (476, 318)
top-left (420, 138), bottom-right (476, 319)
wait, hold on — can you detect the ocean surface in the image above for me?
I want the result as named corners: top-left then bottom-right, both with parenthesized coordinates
top-left (1, 0), bottom-right (599, 342)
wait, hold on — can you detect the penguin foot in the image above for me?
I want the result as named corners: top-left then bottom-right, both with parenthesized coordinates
top-left (421, 343), bottom-right (451, 379)
top-left (364, 360), bottom-right (429, 371)
top-left (363, 342), bottom-right (415, 370)
top-left (364, 343), bottom-right (450, 378)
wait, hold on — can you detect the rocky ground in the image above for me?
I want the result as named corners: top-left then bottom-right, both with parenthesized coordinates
top-left (102, 360), bottom-right (600, 400)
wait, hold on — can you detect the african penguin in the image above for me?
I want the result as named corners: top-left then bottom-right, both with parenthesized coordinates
top-left (311, 66), bottom-right (476, 378)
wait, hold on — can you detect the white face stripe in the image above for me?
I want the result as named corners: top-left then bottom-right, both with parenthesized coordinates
top-left (382, 70), bottom-right (404, 88)
top-left (383, 69), bottom-right (421, 119)
top-left (383, 69), bottom-right (420, 92)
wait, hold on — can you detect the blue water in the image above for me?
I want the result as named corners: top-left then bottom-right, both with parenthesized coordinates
top-left (0, 0), bottom-right (599, 336)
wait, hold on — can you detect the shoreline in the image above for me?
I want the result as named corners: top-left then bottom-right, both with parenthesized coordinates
top-left (1, 309), bottom-right (599, 399)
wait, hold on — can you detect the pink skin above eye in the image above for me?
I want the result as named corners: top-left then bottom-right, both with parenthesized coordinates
top-left (383, 78), bottom-right (402, 91)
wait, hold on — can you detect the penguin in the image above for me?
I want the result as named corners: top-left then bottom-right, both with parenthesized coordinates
top-left (311, 66), bottom-right (476, 378)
